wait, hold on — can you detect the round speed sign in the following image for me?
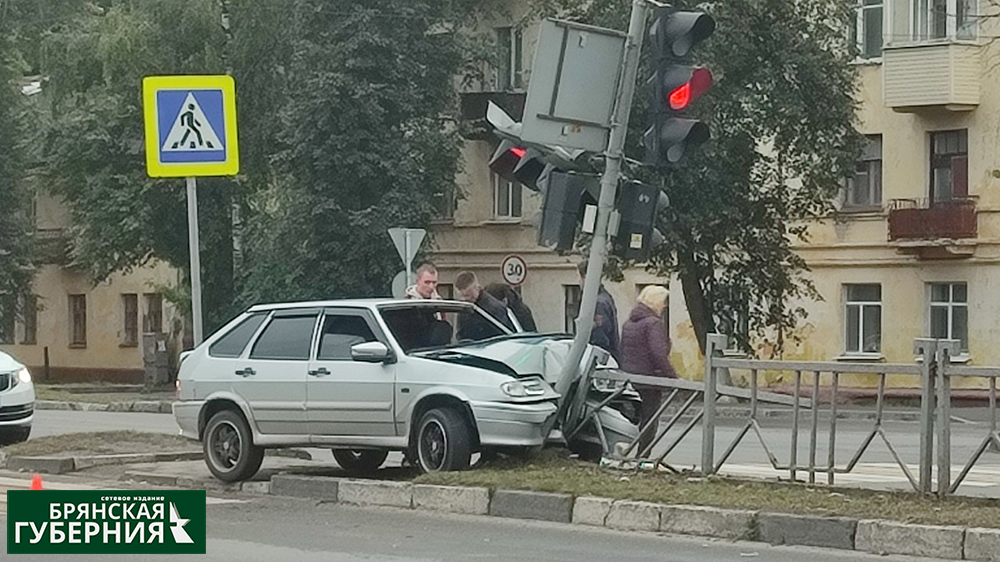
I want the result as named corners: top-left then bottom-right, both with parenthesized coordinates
top-left (500, 254), bottom-right (528, 286)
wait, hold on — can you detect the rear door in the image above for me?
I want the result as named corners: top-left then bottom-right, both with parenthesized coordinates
top-left (238, 309), bottom-right (318, 435)
top-left (307, 309), bottom-right (396, 437)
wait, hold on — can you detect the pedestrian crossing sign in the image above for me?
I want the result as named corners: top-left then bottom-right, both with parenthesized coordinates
top-left (143, 75), bottom-right (239, 177)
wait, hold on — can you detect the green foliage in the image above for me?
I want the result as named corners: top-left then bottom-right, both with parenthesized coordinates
top-left (0, 14), bottom-right (36, 322)
top-left (531, 0), bottom-right (862, 354)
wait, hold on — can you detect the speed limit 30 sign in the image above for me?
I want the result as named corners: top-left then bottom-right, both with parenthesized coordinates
top-left (501, 254), bottom-right (528, 286)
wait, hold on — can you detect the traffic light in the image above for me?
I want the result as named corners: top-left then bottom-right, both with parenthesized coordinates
top-left (644, 8), bottom-right (715, 166)
top-left (538, 171), bottom-right (600, 251)
top-left (489, 140), bottom-right (528, 185)
top-left (612, 180), bottom-right (669, 261)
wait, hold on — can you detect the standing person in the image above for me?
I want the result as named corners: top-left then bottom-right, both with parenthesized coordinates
top-left (578, 260), bottom-right (621, 363)
top-left (405, 263), bottom-right (441, 300)
top-left (485, 283), bottom-right (537, 332)
top-left (620, 285), bottom-right (676, 455)
top-left (455, 271), bottom-right (514, 340)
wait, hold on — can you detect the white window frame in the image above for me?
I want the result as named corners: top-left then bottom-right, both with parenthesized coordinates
top-left (855, 0), bottom-right (885, 59)
top-left (844, 284), bottom-right (882, 355)
top-left (928, 282), bottom-right (969, 353)
top-left (492, 173), bottom-right (522, 221)
top-left (495, 26), bottom-right (523, 91)
top-left (845, 134), bottom-right (883, 208)
top-left (911, 0), bottom-right (977, 41)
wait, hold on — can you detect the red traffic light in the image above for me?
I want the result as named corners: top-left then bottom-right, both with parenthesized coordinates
top-left (511, 146), bottom-right (527, 159)
top-left (667, 68), bottom-right (712, 110)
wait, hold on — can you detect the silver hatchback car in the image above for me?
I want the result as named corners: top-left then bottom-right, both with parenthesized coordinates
top-left (174, 299), bottom-right (567, 481)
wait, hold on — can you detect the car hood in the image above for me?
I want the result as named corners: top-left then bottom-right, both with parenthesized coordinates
top-left (0, 351), bottom-right (24, 373)
top-left (415, 335), bottom-right (589, 384)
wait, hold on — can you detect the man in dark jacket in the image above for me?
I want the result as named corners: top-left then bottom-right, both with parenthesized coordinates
top-left (578, 260), bottom-right (621, 363)
top-left (455, 271), bottom-right (514, 341)
top-left (485, 283), bottom-right (537, 332)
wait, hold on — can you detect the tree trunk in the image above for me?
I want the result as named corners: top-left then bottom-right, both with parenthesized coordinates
top-left (677, 247), bottom-right (733, 386)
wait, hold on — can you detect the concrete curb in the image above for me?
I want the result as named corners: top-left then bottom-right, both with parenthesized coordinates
top-left (5, 451), bottom-right (202, 474)
top-left (36, 400), bottom-right (173, 414)
top-left (259, 477), bottom-right (998, 559)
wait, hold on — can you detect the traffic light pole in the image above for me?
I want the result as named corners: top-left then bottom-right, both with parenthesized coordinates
top-left (554, 0), bottom-right (649, 431)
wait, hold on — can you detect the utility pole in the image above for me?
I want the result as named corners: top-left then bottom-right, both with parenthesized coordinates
top-left (553, 0), bottom-right (650, 426)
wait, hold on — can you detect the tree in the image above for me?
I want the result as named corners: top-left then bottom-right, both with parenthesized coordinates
top-left (239, 0), bottom-right (494, 303)
top-left (530, 0), bottom-right (862, 357)
top-left (0, 8), bottom-right (36, 329)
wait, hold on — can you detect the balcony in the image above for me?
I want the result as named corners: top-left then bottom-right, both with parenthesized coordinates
top-left (888, 197), bottom-right (977, 258)
top-left (458, 91), bottom-right (526, 140)
top-left (883, 42), bottom-right (980, 112)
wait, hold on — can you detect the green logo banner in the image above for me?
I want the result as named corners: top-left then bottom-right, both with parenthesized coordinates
top-left (6, 490), bottom-right (206, 554)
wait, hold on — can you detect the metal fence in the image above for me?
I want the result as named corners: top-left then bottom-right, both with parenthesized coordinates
top-left (582, 335), bottom-right (999, 497)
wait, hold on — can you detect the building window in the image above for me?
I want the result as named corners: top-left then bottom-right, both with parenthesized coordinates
top-left (845, 284), bottom-right (881, 354)
top-left (495, 26), bottom-right (523, 90)
top-left (0, 297), bottom-right (14, 344)
top-left (437, 283), bottom-right (454, 300)
top-left (122, 294), bottom-right (139, 347)
top-left (69, 294), bottom-right (87, 347)
top-left (564, 285), bottom-right (582, 333)
top-left (853, 0), bottom-right (883, 58)
top-left (846, 135), bottom-right (882, 208)
top-left (930, 283), bottom-right (968, 352)
top-left (20, 295), bottom-right (37, 345)
top-left (143, 293), bottom-right (163, 334)
top-left (493, 173), bottom-right (522, 220)
top-left (431, 188), bottom-right (456, 221)
top-left (913, 0), bottom-right (977, 40)
top-left (930, 130), bottom-right (968, 203)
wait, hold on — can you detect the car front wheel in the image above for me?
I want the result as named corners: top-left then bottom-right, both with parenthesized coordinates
top-left (332, 449), bottom-right (389, 473)
top-left (203, 410), bottom-right (264, 482)
top-left (415, 407), bottom-right (472, 473)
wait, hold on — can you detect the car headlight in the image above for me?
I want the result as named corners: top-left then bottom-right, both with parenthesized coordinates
top-left (501, 379), bottom-right (546, 398)
top-left (17, 367), bottom-right (31, 384)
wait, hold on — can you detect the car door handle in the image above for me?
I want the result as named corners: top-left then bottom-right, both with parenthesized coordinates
top-left (308, 367), bottom-right (331, 377)
top-left (235, 367), bottom-right (256, 377)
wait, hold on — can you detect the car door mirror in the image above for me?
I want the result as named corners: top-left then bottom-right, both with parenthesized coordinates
top-left (351, 342), bottom-right (394, 363)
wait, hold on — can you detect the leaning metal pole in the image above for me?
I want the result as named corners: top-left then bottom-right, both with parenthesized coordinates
top-left (554, 0), bottom-right (650, 433)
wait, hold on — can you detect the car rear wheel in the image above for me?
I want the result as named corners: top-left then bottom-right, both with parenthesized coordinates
top-left (332, 449), bottom-right (389, 473)
top-left (204, 410), bottom-right (264, 482)
top-left (415, 407), bottom-right (472, 473)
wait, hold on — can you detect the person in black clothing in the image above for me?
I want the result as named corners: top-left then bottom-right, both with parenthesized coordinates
top-left (454, 271), bottom-right (514, 341)
top-left (578, 260), bottom-right (621, 363)
top-left (485, 283), bottom-right (537, 332)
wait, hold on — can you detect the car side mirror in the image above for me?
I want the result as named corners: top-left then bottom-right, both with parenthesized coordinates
top-left (351, 342), bottom-right (394, 364)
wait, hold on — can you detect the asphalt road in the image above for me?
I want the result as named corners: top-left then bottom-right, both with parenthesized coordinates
top-left (0, 495), bottom-right (954, 561)
top-left (29, 410), bottom-right (179, 439)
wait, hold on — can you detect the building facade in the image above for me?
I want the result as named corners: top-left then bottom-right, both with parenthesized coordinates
top-left (431, 0), bottom-right (1000, 388)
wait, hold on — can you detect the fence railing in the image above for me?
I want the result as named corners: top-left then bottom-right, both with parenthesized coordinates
top-left (582, 335), bottom-right (997, 497)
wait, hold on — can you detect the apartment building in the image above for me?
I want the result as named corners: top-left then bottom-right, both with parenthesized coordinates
top-left (0, 182), bottom-right (181, 383)
top-left (431, 0), bottom-right (1000, 386)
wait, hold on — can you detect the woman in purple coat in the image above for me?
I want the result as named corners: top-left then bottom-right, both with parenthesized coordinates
top-left (620, 285), bottom-right (676, 456)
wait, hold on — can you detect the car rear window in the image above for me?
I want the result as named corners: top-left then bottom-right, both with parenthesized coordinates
top-left (249, 315), bottom-right (317, 360)
top-left (209, 314), bottom-right (267, 358)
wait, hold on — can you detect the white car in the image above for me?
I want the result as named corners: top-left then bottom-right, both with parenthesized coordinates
top-left (0, 351), bottom-right (35, 444)
top-left (174, 299), bottom-right (576, 481)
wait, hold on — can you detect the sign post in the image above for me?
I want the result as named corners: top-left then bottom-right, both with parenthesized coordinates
top-left (143, 75), bottom-right (240, 346)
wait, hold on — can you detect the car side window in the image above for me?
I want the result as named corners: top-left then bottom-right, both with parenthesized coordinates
top-left (317, 314), bottom-right (378, 360)
top-left (249, 314), bottom-right (317, 361)
top-left (209, 313), bottom-right (267, 358)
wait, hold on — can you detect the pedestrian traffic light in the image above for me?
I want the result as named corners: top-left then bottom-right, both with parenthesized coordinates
top-left (644, 8), bottom-right (715, 167)
top-left (612, 180), bottom-right (669, 261)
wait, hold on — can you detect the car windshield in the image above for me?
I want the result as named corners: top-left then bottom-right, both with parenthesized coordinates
top-left (379, 303), bottom-right (510, 353)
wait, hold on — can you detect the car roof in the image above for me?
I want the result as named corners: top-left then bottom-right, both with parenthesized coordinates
top-left (247, 298), bottom-right (473, 313)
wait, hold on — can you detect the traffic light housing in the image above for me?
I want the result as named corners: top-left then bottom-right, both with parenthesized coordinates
top-left (644, 8), bottom-right (715, 167)
top-left (538, 171), bottom-right (600, 251)
top-left (613, 180), bottom-right (669, 261)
